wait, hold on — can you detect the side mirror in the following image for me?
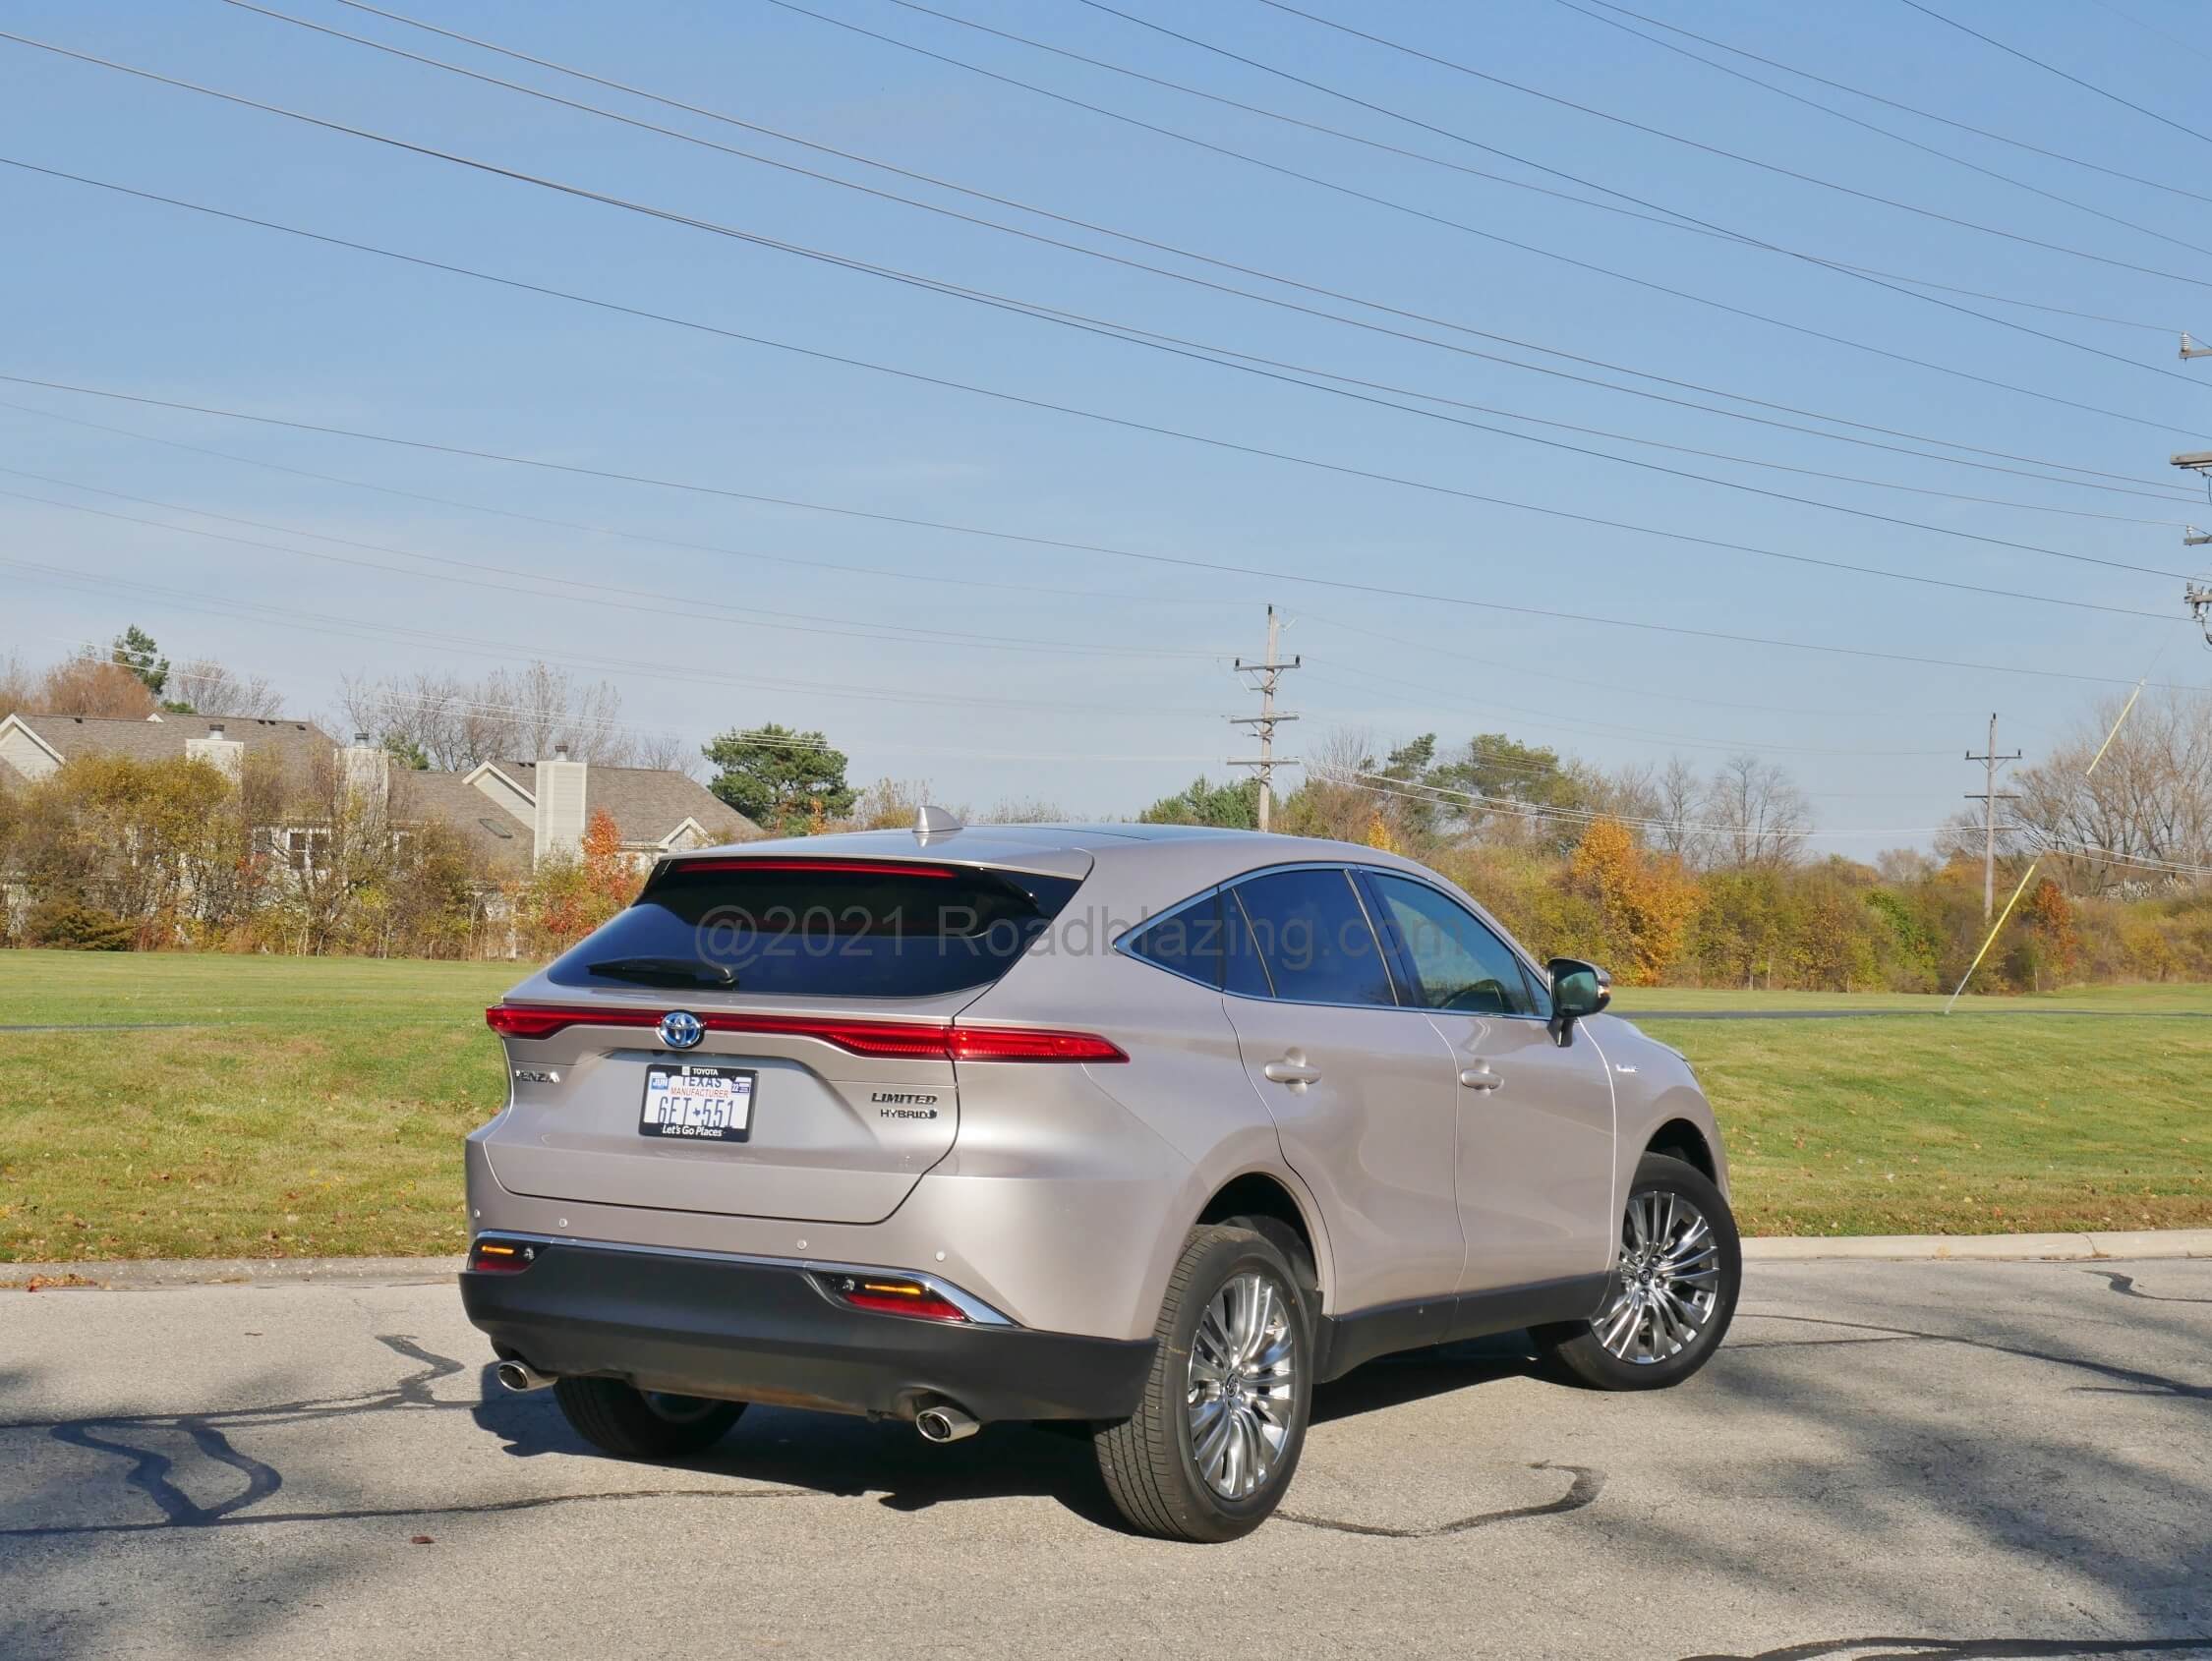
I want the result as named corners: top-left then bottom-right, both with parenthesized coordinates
top-left (1546, 957), bottom-right (1612, 1047)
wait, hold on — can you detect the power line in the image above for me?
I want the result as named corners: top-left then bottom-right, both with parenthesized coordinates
top-left (0, 396), bottom-right (1230, 613)
top-left (2084, 0), bottom-right (2212, 72)
top-left (1302, 665), bottom-right (1955, 757)
top-left (8, 372), bottom-right (2197, 693)
top-left (0, 469), bottom-right (1232, 662)
top-left (1544, 0), bottom-right (2212, 267)
top-left (1896, 0), bottom-right (2212, 150)
top-left (24, 156), bottom-right (2191, 556)
top-left (0, 391), bottom-right (2036, 730)
top-left (0, 549), bottom-right (1224, 720)
top-left (1318, 767), bottom-right (2212, 874)
top-left (204, 5), bottom-right (2204, 501)
top-left (1304, 614), bottom-right (2019, 725)
top-left (889, 0), bottom-right (2196, 343)
top-left (1239, 0), bottom-right (2212, 296)
top-left (749, 4), bottom-right (2209, 440)
top-left (1567, 0), bottom-right (2212, 209)
top-left (5, 165), bottom-right (2190, 618)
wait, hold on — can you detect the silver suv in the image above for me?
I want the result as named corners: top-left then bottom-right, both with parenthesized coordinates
top-left (463, 819), bottom-right (1738, 1541)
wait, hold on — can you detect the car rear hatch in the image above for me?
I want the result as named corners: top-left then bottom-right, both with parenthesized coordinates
top-left (482, 850), bottom-right (1092, 1226)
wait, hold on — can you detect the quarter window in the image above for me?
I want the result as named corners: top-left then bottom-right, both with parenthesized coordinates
top-left (1367, 873), bottom-right (1539, 1016)
top-left (1228, 868), bottom-right (1396, 1007)
top-left (1123, 892), bottom-right (1224, 988)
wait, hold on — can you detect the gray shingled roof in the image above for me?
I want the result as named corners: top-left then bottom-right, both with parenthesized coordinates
top-left (388, 770), bottom-right (531, 874)
top-left (496, 761), bottom-right (758, 846)
top-left (7, 713), bottom-right (338, 772)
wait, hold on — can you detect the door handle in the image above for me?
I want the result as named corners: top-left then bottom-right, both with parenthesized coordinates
top-left (1263, 1051), bottom-right (1322, 1089)
top-left (1459, 1064), bottom-right (1503, 1092)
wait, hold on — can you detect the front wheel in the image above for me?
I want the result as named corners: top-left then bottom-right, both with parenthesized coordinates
top-left (1535, 1152), bottom-right (1741, 1391)
top-left (1092, 1225), bottom-right (1313, 1542)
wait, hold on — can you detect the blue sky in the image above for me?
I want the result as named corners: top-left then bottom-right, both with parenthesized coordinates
top-left (4, 0), bottom-right (2209, 852)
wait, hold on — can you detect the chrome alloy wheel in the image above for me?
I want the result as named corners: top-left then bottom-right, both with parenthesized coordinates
top-left (1597, 1190), bottom-right (1723, 1364)
top-left (1186, 1270), bottom-right (1299, 1500)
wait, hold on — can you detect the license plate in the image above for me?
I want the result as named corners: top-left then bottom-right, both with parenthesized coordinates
top-left (639, 1062), bottom-right (756, 1142)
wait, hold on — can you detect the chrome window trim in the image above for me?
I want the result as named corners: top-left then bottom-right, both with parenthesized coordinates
top-left (473, 1231), bottom-right (1016, 1326)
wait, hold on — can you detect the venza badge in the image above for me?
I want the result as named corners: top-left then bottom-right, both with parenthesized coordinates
top-left (657, 1009), bottom-right (704, 1050)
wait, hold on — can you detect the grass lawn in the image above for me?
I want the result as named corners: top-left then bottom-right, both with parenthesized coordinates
top-left (2, 951), bottom-right (2207, 1259)
top-left (1, 952), bottom-right (520, 1262)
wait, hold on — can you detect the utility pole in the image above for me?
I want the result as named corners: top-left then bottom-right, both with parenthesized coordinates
top-left (1964, 714), bottom-right (2021, 923)
top-left (1230, 603), bottom-right (1300, 832)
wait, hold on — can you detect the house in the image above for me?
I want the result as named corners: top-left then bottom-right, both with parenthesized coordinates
top-left (440, 747), bottom-right (758, 872)
top-left (0, 712), bottom-right (336, 783)
top-left (0, 712), bottom-right (756, 872)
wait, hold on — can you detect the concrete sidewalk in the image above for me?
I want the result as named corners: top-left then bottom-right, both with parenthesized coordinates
top-left (6, 1228), bottom-right (2210, 1289)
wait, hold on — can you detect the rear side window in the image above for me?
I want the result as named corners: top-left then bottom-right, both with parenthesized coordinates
top-left (547, 860), bottom-right (1082, 1000)
top-left (1366, 872), bottom-right (1537, 1016)
top-left (1228, 868), bottom-right (1396, 1008)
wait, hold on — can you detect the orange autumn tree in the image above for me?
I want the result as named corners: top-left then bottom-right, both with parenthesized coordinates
top-left (1563, 816), bottom-right (1698, 986)
top-left (581, 808), bottom-right (639, 914)
top-left (529, 810), bottom-right (642, 951)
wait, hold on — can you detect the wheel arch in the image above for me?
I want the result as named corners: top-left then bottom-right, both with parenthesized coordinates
top-left (1194, 1169), bottom-right (1334, 1312)
top-left (1643, 1117), bottom-right (1718, 1183)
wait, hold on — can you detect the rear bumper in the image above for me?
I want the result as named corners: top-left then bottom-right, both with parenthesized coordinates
top-left (459, 1236), bottom-right (1155, 1423)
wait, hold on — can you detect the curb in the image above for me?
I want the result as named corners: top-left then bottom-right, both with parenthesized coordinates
top-left (0, 1255), bottom-right (465, 1290)
top-left (7, 1231), bottom-right (2211, 1289)
top-left (1741, 1229), bottom-right (2212, 1264)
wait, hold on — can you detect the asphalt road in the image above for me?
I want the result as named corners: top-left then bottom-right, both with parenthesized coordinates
top-left (3, 1258), bottom-right (2208, 1661)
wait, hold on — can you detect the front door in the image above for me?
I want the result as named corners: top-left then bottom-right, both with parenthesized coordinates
top-left (1360, 871), bottom-right (1616, 1294)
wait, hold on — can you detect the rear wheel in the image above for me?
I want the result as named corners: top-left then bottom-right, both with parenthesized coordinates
top-left (1535, 1152), bottom-right (1740, 1391)
top-left (553, 1377), bottom-right (746, 1458)
top-left (1093, 1224), bottom-right (1313, 1542)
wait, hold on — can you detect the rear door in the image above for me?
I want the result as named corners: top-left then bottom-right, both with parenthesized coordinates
top-left (1359, 871), bottom-right (1615, 1292)
top-left (1219, 866), bottom-right (1465, 1319)
top-left (483, 856), bottom-right (1083, 1226)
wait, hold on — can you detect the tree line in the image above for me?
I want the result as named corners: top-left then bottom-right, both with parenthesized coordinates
top-left (3, 632), bottom-right (2206, 987)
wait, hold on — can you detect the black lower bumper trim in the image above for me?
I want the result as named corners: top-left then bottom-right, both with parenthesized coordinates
top-left (461, 1241), bottom-right (1154, 1423)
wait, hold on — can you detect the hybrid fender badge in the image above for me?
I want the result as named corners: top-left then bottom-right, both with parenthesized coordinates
top-left (658, 1009), bottom-right (704, 1050)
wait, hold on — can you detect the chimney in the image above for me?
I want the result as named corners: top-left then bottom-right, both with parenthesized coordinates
top-left (340, 731), bottom-right (390, 810)
top-left (186, 722), bottom-right (244, 780)
top-left (534, 745), bottom-right (588, 865)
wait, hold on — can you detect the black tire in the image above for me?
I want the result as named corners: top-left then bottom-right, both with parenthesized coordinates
top-left (553, 1377), bottom-right (746, 1459)
top-left (1534, 1152), bottom-right (1741, 1392)
top-left (1092, 1224), bottom-right (1314, 1543)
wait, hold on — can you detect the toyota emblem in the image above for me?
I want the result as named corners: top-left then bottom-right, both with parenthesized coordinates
top-left (657, 1009), bottom-right (704, 1050)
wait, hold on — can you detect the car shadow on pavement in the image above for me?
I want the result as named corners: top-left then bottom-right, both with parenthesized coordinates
top-left (473, 1336), bottom-right (1547, 1533)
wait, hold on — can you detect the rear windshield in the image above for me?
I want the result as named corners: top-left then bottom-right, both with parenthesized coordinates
top-left (546, 860), bottom-right (1084, 1000)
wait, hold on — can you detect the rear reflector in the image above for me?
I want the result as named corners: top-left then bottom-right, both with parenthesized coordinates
top-left (485, 1004), bottom-right (1124, 1061)
top-left (819, 1273), bottom-right (969, 1323)
top-left (468, 1236), bottom-right (542, 1274)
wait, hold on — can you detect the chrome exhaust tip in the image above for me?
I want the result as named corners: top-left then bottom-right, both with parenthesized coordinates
top-left (914, 1403), bottom-right (978, 1443)
top-left (495, 1359), bottom-right (555, 1393)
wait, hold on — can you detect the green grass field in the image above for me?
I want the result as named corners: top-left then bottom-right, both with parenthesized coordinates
top-left (2, 951), bottom-right (2206, 1260)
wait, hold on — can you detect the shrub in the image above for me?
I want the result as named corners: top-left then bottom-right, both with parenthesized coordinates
top-left (26, 898), bottom-right (135, 950)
